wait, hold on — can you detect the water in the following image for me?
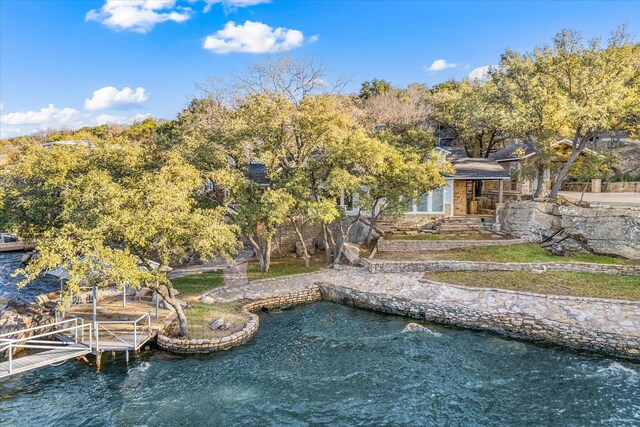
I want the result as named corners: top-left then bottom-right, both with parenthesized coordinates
top-left (0, 302), bottom-right (638, 426)
top-left (0, 252), bottom-right (59, 302)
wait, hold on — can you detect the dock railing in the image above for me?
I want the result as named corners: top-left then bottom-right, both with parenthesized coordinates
top-left (93, 312), bottom-right (152, 352)
top-left (0, 318), bottom-right (92, 375)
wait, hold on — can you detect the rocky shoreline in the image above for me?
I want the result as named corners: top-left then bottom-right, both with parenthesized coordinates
top-left (158, 267), bottom-right (640, 360)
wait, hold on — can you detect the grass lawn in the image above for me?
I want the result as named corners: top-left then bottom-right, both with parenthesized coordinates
top-left (166, 301), bottom-right (248, 340)
top-left (170, 271), bottom-right (224, 298)
top-left (378, 243), bottom-right (639, 265)
top-left (386, 232), bottom-right (511, 241)
top-left (423, 271), bottom-right (640, 301)
top-left (247, 254), bottom-right (327, 281)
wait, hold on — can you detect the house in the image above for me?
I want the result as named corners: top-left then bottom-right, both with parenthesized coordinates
top-left (338, 147), bottom-right (511, 224)
top-left (489, 138), bottom-right (602, 195)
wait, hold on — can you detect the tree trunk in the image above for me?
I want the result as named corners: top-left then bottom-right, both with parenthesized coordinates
top-left (290, 218), bottom-right (310, 268)
top-left (321, 224), bottom-right (332, 265)
top-left (156, 285), bottom-right (188, 337)
top-left (549, 141), bottom-right (586, 200)
top-left (249, 235), bottom-right (272, 272)
top-left (263, 238), bottom-right (272, 273)
top-left (533, 161), bottom-right (546, 199)
top-left (331, 214), bottom-right (361, 267)
top-left (580, 182), bottom-right (589, 202)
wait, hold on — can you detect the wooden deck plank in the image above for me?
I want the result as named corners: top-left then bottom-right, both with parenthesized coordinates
top-left (0, 347), bottom-right (90, 378)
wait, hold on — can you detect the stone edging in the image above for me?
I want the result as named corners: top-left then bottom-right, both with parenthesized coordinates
top-left (377, 236), bottom-right (528, 252)
top-left (157, 288), bottom-right (322, 353)
top-left (158, 277), bottom-right (640, 359)
top-left (318, 283), bottom-right (640, 359)
top-left (361, 258), bottom-right (640, 276)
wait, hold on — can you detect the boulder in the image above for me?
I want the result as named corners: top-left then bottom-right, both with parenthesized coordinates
top-left (346, 220), bottom-right (381, 244)
top-left (498, 201), bottom-right (640, 259)
top-left (550, 242), bottom-right (566, 256)
top-left (201, 295), bottom-right (215, 304)
top-left (402, 323), bottom-right (442, 336)
top-left (341, 242), bottom-right (361, 265)
top-left (295, 242), bottom-right (316, 257)
top-left (403, 322), bottom-right (427, 332)
top-left (34, 294), bottom-right (49, 305)
top-left (209, 318), bottom-right (225, 330)
top-left (135, 287), bottom-right (153, 301)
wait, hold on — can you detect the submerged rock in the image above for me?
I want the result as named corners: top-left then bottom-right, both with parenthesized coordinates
top-left (402, 322), bottom-right (442, 336)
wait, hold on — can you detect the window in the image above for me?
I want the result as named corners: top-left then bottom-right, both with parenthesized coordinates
top-left (344, 193), bottom-right (355, 210)
top-left (408, 184), bottom-right (448, 214)
top-left (416, 193), bottom-right (430, 212)
top-left (432, 187), bottom-right (444, 212)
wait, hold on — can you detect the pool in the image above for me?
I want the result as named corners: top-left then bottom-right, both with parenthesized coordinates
top-left (0, 302), bottom-right (638, 426)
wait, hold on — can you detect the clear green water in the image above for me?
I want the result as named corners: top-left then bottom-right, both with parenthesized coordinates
top-left (1, 302), bottom-right (638, 426)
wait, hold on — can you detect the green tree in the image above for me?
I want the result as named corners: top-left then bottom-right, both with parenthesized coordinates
top-left (358, 78), bottom-right (393, 99)
top-left (3, 144), bottom-right (240, 336)
top-left (492, 27), bottom-right (639, 199)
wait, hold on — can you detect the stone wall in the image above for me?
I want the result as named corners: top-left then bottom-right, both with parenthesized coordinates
top-left (453, 180), bottom-right (467, 215)
top-left (157, 272), bottom-right (640, 358)
top-left (319, 282), bottom-right (640, 358)
top-left (561, 181), bottom-right (640, 193)
top-left (157, 288), bottom-right (322, 353)
top-left (376, 237), bottom-right (528, 252)
top-left (361, 259), bottom-right (640, 276)
top-left (272, 222), bottom-right (323, 258)
top-left (497, 201), bottom-right (640, 259)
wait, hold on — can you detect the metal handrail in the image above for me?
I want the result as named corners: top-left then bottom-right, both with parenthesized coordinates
top-left (0, 322), bottom-right (92, 375)
top-left (0, 322), bottom-right (90, 345)
top-left (92, 312), bottom-right (152, 352)
top-left (0, 318), bottom-right (78, 339)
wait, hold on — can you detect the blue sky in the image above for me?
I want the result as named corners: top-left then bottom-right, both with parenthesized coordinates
top-left (1, 0), bottom-right (638, 138)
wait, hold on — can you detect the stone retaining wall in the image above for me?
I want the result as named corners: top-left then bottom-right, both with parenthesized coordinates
top-left (561, 181), bottom-right (640, 193)
top-left (361, 259), bottom-right (640, 276)
top-left (376, 237), bottom-right (528, 252)
top-left (319, 282), bottom-right (640, 358)
top-left (157, 288), bottom-right (322, 353)
top-left (497, 201), bottom-right (640, 259)
top-left (157, 276), bottom-right (640, 359)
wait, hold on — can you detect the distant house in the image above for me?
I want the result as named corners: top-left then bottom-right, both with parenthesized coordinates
top-left (245, 147), bottom-right (510, 222)
top-left (489, 138), bottom-right (602, 195)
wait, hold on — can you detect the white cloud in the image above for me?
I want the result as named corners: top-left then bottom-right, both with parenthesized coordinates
top-left (468, 65), bottom-right (495, 80)
top-left (95, 113), bottom-right (151, 125)
top-left (424, 59), bottom-right (457, 72)
top-left (203, 0), bottom-right (271, 13)
top-left (203, 20), bottom-right (305, 54)
top-left (1, 104), bottom-right (82, 127)
top-left (0, 104), bottom-right (151, 138)
top-left (86, 0), bottom-right (193, 33)
top-left (84, 86), bottom-right (149, 111)
top-left (308, 34), bottom-right (319, 44)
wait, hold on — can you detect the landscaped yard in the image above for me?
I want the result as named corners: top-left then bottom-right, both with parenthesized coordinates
top-left (170, 271), bottom-right (224, 298)
top-left (423, 271), bottom-right (640, 301)
top-left (377, 243), bottom-right (639, 265)
top-left (247, 254), bottom-right (327, 281)
top-left (165, 301), bottom-right (249, 340)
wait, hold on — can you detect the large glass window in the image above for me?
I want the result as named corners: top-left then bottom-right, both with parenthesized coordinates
top-left (432, 187), bottom-right (444, 212)
top-left (416, 193), bottom-right (430, 212)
